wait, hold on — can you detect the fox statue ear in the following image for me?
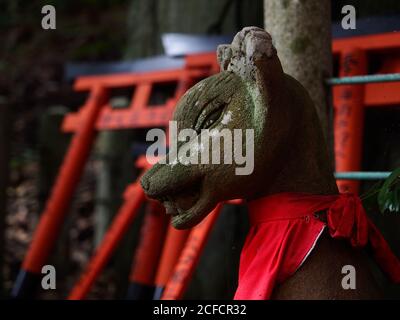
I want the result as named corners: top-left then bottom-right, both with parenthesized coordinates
top-left (216, 44), bottom-right (232, 71)
top-left (217, 27), bottom-right (284, 105)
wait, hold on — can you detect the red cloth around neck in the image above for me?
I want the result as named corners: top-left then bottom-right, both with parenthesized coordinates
top-left (234, 192), bottom-right (400, 300)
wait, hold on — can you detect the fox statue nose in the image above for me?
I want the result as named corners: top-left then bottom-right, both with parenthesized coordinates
top-left (140, 164), bottom-right (166, 198)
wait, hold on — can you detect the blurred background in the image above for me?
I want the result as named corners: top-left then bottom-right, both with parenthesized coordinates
top-left (1, 0), bottom-right (400, 299)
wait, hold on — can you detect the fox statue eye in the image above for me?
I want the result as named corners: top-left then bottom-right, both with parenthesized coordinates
top-left (196, 103), bottom-right (226, 131)
top-left (201, 107), bottom-right (224, 128)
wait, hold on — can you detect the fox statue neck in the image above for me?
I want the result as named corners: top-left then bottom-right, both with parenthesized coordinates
top-left (248, 77), bottom-right (339, 200)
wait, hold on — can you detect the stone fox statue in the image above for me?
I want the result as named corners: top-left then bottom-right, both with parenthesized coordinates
top-left (141, 27), bottom-right (399, 299)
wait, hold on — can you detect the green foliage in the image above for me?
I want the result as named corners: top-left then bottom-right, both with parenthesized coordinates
top-left (361, 168), bottom-right (400, 215)
top-left (378, 167), bottom-right (400, 214)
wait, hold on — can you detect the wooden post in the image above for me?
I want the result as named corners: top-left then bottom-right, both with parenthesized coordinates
top-left (68, 183), bottom-right (145, 300)
top-left (12, 86), bottom-right (106, 298)
top-left (334, 48), bottom-right (367, 194)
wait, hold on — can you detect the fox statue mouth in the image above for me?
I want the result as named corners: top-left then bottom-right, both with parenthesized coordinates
top-left (141, 175), bottom-right (212, 229)
top-left (158, 178), bottom-right (202, 214)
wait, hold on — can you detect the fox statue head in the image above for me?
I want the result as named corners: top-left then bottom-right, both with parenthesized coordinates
top-left (141, 27), bottom-right (337, 229)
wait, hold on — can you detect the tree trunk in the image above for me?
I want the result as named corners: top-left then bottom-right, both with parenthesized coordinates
top-left (264, 0), bottom-right (332, 136)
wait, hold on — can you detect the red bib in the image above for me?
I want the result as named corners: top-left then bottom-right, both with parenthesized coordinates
top-left (234, 193), bottom-right (400, 300)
